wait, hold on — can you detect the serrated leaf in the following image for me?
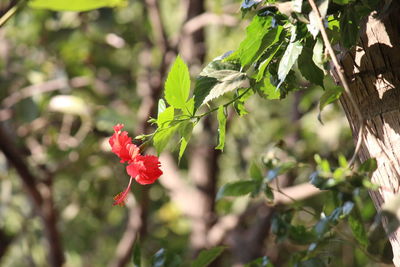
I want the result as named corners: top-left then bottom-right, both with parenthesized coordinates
top-left (307, 0), bottom-right (330, 38)
top-left (298, 46), bottom-right (324, 87)
top-left (234, 88), bottom-right (253, 116)
top-left (191, 246), bottom-right (225, 267)
top-left (203, 71), bottom-right (248, 105)
top-left (319, 86), bottom-right (343, 112)
top-left (29, 0), bottom-right (126, 11)
top-left (256, 42), bottom-right (283, 82)
top-left (255, 75), bottom-right (280, 100)
top-left (153, 126), bottom-right (178, 155)
top-left (340, 7), bottom-right (360, 48)
top-left (217, 180), bottom-right (258, 200)
top-left (277, 28), bottom-right (303, 87)
top-left (165, 55), bottom-right (191, 109)
top-left (194, 76), bottom-right (219, 111)
top-left (178, 121), bottom-right (194, 161)
top-left (157, 107), bottom-right (174, 127)
top-left (216, 106), bottom-right (227, 150)
top-left (230, 16), bottom-right (281, 67)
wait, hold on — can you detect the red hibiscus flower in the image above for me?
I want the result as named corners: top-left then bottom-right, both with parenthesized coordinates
top-left (109, 124), bottom-right (163, 206)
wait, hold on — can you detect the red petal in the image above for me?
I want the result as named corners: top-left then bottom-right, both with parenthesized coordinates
top-left (109, 124), bottom-right (134, 163)
top-left (113, 177), bottom-right (133, 206)
top-left (127, 155), bottom-right (163, 185)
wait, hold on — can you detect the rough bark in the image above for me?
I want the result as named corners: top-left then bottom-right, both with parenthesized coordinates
top-left (339, 4), bottom-right (400, 266)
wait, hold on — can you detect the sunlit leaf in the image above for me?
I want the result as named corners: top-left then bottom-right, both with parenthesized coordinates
top-left (203, 71), bottom-right (248, 105)
top-left (277, 27), bottom-right (303, 87)
top-left (194, 76), bottom-right (219, 111)
top-left (307, 0), bottom-right (329, 38)
top-left (165, 55), bottom-right (191, 109)
top-left (29, 0), bottom-right (126, 11)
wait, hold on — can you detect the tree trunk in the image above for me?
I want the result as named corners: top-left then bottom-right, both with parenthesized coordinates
top-left (339, 4), bottom-right (400, 266)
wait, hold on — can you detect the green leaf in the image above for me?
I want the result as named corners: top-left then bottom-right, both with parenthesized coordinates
top-left (307, 0), bottom-right (330, 38)
top-left (244, 256), bottom-right (274, 267)
top-left (266, 162), bottom-right (297, 182)
top-left (216, 106), bottom-right (227, 150)
top-left (158, 99), bottom-right (166, 117)
top-left (359, 158), bottom-right (377, 173)
top-left (277, 27), bottom-right (303, 87)
top-left (132, 240), bottom-right (141, 267)
top-left (234, 88), bottom-right (253, 116)
top-left (255, 75), bottom-right (280, 100)
top-left (256, 43), bottom-right (283, 82)
top-left (349, 210), bottom-right (369, 247)
top-left (157, 106), bottom-right (174, 128)
top-left (203, 71), bottom-right (248, 105)
top-left (230, 16), bottom-right (280, 67)
top-left (194, 76), bottom-right (219, 111)
top-left (191, 246), bottom-right (225, 267)
top-left (217, 180), bottom-right (258, 200)
top-left (183, 98), bottom-right (195, 117)
top-left (340, 7), bottom-right (360, 48)
top-left (319, 86), bottom-right (343, 111)
top-left (165, 55), bottom-right (191, 109)
top-left (250, 163), bottom-right (263, 181)
top-left (151, 248), bottom-right (181, 267)
top-left (298, 46), bottom-right (324, 88)
top-left (264, 185), bottom-right (274, 203)
top-left (288, 225), bottom-right (317, 245)
top-left (29, 0), bottom-right (126, 11)
top-left (154, 107), bottom-right (177, 154)
top-left (312, 38), bottom-right (325, 71)
top-left (178, 121), bottom-right (194, 161)
top-left (153, 126), bottom-right (178, 155)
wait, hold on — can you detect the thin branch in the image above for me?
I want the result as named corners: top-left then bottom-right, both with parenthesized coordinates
top-left (272, 182), bottom-right (323, 205)
top-left (0, 76), bottom-right (94, 121)
top-left (0, 0), bottom-right (23, 28)
top-left (182, 12), bottom-right (238, 35)
top-left (143, 0), bottom-right (170, 53)
top-left (307, 0), bottom-right (365, 168)
top-left (0, 123), bottom-right (64, 266)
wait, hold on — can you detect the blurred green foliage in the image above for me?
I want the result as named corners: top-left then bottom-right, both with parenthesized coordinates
top-left (0, 0), bottom-right (391, 266)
